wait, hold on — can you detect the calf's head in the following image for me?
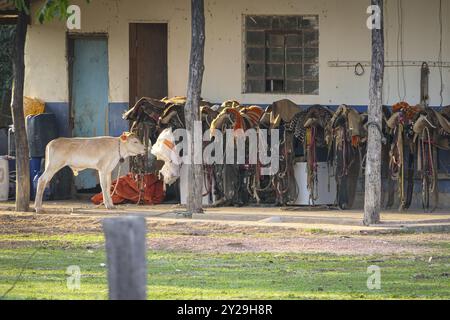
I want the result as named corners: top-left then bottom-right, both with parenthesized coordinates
top-left (120, 132), bottom-right (146, 156)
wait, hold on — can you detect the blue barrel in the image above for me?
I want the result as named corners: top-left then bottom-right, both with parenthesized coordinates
top-left (26, 113), bottom-right (59, 158)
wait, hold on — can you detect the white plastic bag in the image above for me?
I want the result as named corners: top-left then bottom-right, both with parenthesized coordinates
top-left (151, 128), bottom-right (182, 185)
top-left (159, 162), bottom-right (180, 185)
top-left (151, 128), bottom-right (181, 164)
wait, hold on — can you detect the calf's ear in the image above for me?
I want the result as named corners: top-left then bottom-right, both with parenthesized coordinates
top-left (120, 132), bottom-right (129, 142)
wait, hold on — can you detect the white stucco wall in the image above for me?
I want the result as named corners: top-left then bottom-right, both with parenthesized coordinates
top-left (24, 0), bottom-right (450, 106)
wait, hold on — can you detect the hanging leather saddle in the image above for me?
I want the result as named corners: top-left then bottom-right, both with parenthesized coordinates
top-left (325, 104), bottom-right (365, 209)
top-left (209, 103), bottom-right (265, 206)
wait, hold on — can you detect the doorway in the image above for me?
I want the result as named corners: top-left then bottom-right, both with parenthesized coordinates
top-left (129, 23), bottom-right (168, 105)
top-left (68, 35), bottom-right (109, 191)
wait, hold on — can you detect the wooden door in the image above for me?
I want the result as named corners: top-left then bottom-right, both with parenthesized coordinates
top-left (129, 23), bottom-right (168, 105)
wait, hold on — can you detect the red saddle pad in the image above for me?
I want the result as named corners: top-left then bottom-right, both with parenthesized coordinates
top-left (91, 173), bottom-right (165, 205)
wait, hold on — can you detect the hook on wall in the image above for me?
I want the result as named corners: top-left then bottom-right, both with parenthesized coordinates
top-left (354, 62), bottom-right (365, 76)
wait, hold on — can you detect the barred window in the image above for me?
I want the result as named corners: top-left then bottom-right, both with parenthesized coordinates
top-left (244, 15), bottom-right (319, 95)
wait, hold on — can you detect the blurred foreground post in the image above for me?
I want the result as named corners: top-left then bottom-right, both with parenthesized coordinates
top-left (103, 216), bottom-right (147, 300)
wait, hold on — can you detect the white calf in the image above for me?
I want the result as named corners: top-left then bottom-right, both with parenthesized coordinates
top-left (34, 132), bottom-right (146, 212)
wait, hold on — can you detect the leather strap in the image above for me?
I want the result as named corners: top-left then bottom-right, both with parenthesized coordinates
top-left (118, 139), bottom-right (125, 163)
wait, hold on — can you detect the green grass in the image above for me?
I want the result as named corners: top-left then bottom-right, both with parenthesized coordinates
top-left (0, 233), bottom-right (449, 300)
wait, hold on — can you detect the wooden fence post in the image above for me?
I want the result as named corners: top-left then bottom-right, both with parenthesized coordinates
top-left (103, 216), bottom-right (147, 300)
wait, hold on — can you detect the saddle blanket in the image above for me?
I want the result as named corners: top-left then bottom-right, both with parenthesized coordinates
top-left (91, 173), bottom-right (165, 205)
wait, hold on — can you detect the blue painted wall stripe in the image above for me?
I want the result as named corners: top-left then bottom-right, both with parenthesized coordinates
top-left (108, 102), bottom-right (129, 136)
top-left (42, 101), bottom-right (450, 194)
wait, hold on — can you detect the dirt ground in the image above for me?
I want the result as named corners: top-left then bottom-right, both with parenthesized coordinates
top-left (0, 212), bottom-right (449, 256)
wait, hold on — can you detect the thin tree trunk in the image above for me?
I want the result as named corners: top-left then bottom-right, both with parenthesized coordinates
top-left (11, 3), bottom-right (30, 212)
top-left (184, 0), bottom-right (205, 215)
top-left (364, 0), bottom-right (384, 225)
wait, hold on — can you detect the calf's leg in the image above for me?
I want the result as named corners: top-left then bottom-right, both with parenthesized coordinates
top-left (34, 165), bottom-right (61, 213)
top-left (106, 171), bottom-right (115, 207)
top-left (99, 171), bottom-right (115, 210)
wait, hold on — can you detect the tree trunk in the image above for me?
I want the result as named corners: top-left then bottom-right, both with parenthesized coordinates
top-left (11, 3), bottom-right (30, 212)
top-left (184, 0), bottom-right (205, 216)
top-left (364, 0), bottom-right (384, 225)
